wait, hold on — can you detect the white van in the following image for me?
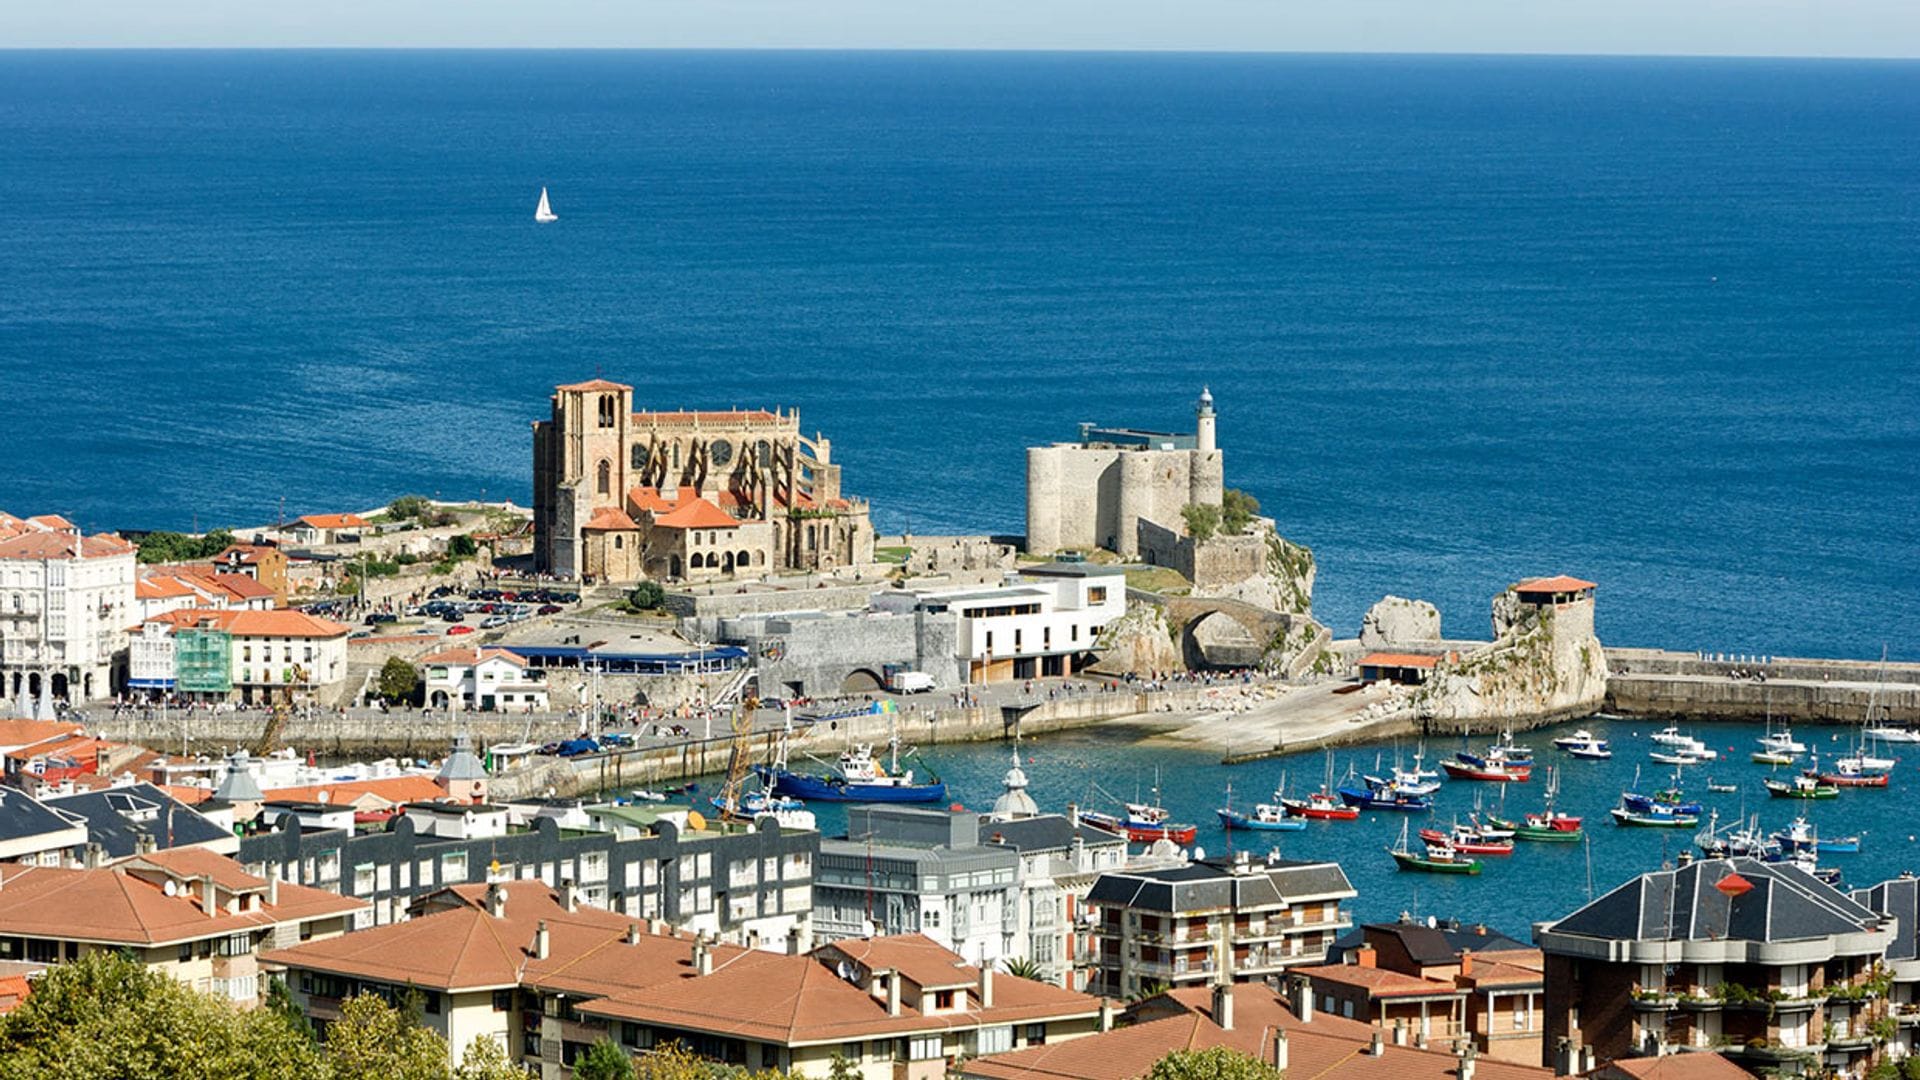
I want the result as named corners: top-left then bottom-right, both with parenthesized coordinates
top-left (889, 671), bottom-right (937, 694)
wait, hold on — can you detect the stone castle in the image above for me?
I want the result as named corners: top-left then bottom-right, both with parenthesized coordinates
top-left (532, 379), bottom-right (873, 583)
top-left (1024, 388), bottom-right (1224, 558)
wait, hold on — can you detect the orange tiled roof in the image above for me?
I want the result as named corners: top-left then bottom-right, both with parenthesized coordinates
top-left (1357, 653), bottom-right (1440, 669)
top-left (144, 608), bottom-right (350, 638)
top-left (0, 720), bottom-right (85, 750)
top-left (584, 936), bottom-right (1102, 1045)
top-left (627, 486), bottom-right (687, 514)
top-left (1598, 1055), bottom-right (1754, 1080)
top-left (263, 880), bottom-right (652, 993)
top-left (1455, 959), bottom-right (1543, 988)
top-left (583, 506), bottom-right (640, 532)
top-left (556, 379), bottom-right (633, 393)
top-left (5, 733), bottom-right (103, 765)
top-left (652, 498), bottom-right (740, 531)
top-left (0, 530), bottom-right (135, 561)
top-left (294, 513), bottom-right (371, 531)
top-left (1514, 575), bottom-right (1596, 593)
top-left (260, 774), bottom-right (446, 808)
top-left (1296, 963), bottom-right (1460, 998)
top-left (420, 646), bottom-right (527, 668)
top-left (826, 933), bottom-right (980, 988)
top-left (633, 409), bottom-right (780, 424)
top-left (0, 855), bottom-right (364, 946)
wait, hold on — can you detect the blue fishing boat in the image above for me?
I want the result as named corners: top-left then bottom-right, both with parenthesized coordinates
top-left (1337, 776), bottom-right (1433, 812)
top-left (755, 729), bottom-right (946, 803)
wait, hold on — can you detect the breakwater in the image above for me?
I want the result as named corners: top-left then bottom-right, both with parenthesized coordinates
top-left (1604, 648), bottom-right (1920, 723)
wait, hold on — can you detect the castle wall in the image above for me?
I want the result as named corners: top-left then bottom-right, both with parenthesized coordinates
top-left (1026, 444), bottom-right (1210, 557)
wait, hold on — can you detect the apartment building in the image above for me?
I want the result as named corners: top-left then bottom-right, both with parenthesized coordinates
top-left (0, 513), bottom-right (137, 703)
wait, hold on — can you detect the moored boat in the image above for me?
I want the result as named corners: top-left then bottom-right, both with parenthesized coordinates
top-left (757, 732), bottom-right (946, 803)
top-left (1337, 776), bottom-right (1434, 812)
top-left (1083, 804), bottom-right (1200, 844)
top-left (1388, 821), bottom-right (1481, 875)
top-left (1216, 782), bottom-right (1306, 832)
top-left (1441, 751), bottom-right (1532, 783)
top-left (1282, 789), bottom-right (1361, 821)
top-left (1705, 779), bottom-right (1738, 793)
top-left (1419, 822), bottom-right (1515, 855)
top-left (1763, 774), bottom-right (1838, 800)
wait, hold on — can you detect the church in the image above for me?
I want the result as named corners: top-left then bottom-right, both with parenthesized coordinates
top-left (531, 379), bottom-right (874, 583)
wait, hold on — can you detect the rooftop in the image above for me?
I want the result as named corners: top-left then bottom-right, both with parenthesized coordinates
top-left (1513, 575), bottom-right (1596, 594)
top-left (143, 608), bottom-right (351, 639)
top-left (1086, 858), bottom-right (1355, 914)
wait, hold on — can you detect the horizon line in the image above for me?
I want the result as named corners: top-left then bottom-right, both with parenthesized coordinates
top-left (2, 45), bottom-right (1918, 62)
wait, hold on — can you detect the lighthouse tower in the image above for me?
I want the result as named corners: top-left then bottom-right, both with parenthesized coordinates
top-left (1196, 386), bottom-right (1217, 454)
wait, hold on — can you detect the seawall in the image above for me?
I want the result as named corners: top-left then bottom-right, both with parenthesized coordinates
top-left (1604, 648), bottom-right (1920, 723)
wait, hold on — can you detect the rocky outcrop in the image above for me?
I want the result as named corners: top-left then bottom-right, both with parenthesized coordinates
top-left (1193, 525), bottom-right (1316, 617)
top-left (1263, 618), bottom-right (1337, 679)
top-left (1089, 602), bottom-right (1183, 677)
top-left (1411, 591), bottom-right (1606, 725)
top-left (1360, 596), bottom-right (1441, 649)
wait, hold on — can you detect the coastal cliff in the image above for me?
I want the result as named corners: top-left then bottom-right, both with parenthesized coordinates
top-left (1411, 586), bottom-right (1607, 726)
top-left (1089, 602), bottom-right (1183, 677)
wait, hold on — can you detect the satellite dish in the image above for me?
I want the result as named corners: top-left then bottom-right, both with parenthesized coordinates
top-left (163, 880), bottom-right (178, 897)
top-left (1427, 915), bottom-right (1438, 929)
top-left (686, 810), bottom-right (707, 831)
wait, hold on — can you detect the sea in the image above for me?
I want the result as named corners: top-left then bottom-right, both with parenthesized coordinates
top-left (733, 717), bottom-right (1920, 930)
top-left (1, 50), bottom-right (1917, 659)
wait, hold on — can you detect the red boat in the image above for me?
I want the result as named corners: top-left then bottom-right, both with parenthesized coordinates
top-left (1440, 755), bottom-right (1532, 783)
top-left (1420, 823), bottom-right (1515, 855)
top-left (1815, 768), bottom-right (1889, 788)
top-left (1282, 790), bottom-right (1361, 821)
top-left (1080, 804), bottom-right (1199, 844)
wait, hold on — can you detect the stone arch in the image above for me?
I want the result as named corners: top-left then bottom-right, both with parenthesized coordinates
top-left (721, 551), bottom-right (735, 573)
top-left (50, 672), bottom-right (69, 700)
top-left (1185, 611), bottom-right (1263, 670)
top-left (670, 554), bottom-right (683, 578)
top-left (597, 394), bottom-right (616, 428)
top-left (840, 668), bottom-right (884, 694)
top-left (737, 550), bottom-right (752, 571)
top-left (431, 690), bottom-right (450, 708)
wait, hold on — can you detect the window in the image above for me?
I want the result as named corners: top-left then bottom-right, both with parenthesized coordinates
top-left (597, 394), bottom-right (617, 428)
top-left (1088, 586), bottom-right (1108, 604)
top-left (440, 851), bottom-right (468, 882)
top-left (353, 864), bottom-right (376, 895)
top-left (840, 1042), bottom-right (862, 1063)
top-left (597, 459), bottom-right (612, 495)
top-left (1024, 1024), bottom-right (1047, 1047)
top-left (934, 990), bottom-right (955, 1010)
top-left (976, 1026), bottom-right (1014, 1055)
top-left (493, 990), bottom-right (514, 1012)
top-left (905, 1035), bottom-right (943, 1061)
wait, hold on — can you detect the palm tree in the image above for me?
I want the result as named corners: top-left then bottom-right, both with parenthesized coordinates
top-left (1000, 956), bottom-right (1048, 983)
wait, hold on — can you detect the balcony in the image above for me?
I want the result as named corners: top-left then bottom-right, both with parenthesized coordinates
top-left (1631, 991), bottom-right (1679, 1012)
top-left (1676, 993), bottom-right (1725, 1012)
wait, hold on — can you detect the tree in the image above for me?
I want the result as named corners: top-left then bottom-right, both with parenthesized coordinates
top-left (378, 657), bottom-right (421, 704)
top-left (826, 1052), bottom-right (861, 1080)
top-left (320, 993), bottom-right (450, 1080)
top-left (455, 1034), bottom-right (529, 1080)
top-left (0, 949), bottom-right (327, 1080)
top-left (1000, 956), bottom-right (1048, 983)
top-left (136, 528), bottom-right (237, 565)
top-left (575, 1037), bottom-right (637, 1080)
top-left (1147, 1046), bottom-right (1286, 1080)
top-left (1181, 503), bottom-right (1220, 543)
top-left (389, 495), bottom-right (433, 521)
top-left (447, 533), bottom-right (479, 558)
top-left (628, 581), bottom-right (667, 611)
top-left (1220, 489), bottom-right (1260, 536)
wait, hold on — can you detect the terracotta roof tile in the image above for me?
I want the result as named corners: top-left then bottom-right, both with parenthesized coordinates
top-left (556, 379), bottom-right (633, 392)
top-left (1514, 576), bottom-right (1596, 593)
top-left (144, 608), bottom-right (350, 638)
top-left (1598, 1055), bottom-right (1754, 1080)
top-left (1297, 963), bottom-right (1460, 998)
top-left (0, 855), bottom-right (364, 946)
top-left (584, 506), bottom-right (640, 532)
top-left (295, 514), bottom-right (371, 531)
top-left (651, 498), bottom-right (739, 531)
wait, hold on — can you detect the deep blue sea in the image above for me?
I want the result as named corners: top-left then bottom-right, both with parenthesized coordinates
top-left (2, 51), bottom-right (1917, 657)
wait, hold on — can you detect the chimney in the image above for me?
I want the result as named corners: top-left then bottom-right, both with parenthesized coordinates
top-left (1068, 803), bottom-right (1080, 828)
top-left (887, 973), bottom-right (902, 1017)
top-left (1458, 1044), bottom-right (1477, 1080)
top-left (625, 923), bottom-right (641, 946)
top-left (650, 918), bottom-right (668, 936)
top-left (695, 938), bottom-right (714, 977)
top-left (534, 920), bottom-right (550, 961)
top-left (1369, 1031), bottom-right (1385, 1057)
top-left (787, 925), bottom-right (808, 956)
top-left (1356, 946), bottom-right (1377, 969)
top-left (1415, 1032), bottom-right (1429, 1050)
top-left (136, 831), bottom-right (157, 855)
top-left (1676, 849), bottom-right (1694, 867)
top-left (561, 876), bottom-right (579, 912)
top-left (1393, 1019), bottom-right (1408, 1046)
top-left (1552, 1039), bottom-right (1575, 1077)
top-left (267, 875), bottom-right (279, 907)
top-left (1271, 1030), bottom-right (1289, 1073)
top-left (83, 842), bottom-right (103, 870)
top-left (1580, 1046), bottom-right (1596, 1074)
top-left (1290, 976), bottom-right (1313, 1022)
top-left (978, 965), bottom-right (996, 1010)
top-left (1459, 949), bottom-right (1473, 977)
top-left (1212, 982), bottom-right (1234, 1031)
top-left (485, 881), bottom-right (507, 919)
top-left (1099, 998), bottom-right (1116, 1032)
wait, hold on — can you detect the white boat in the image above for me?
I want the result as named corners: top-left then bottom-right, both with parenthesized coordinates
top-left (1553, 729), bottom-right (1602, 750)
top-left (1649, 750), bottom-right (1697, 766)
top-left (1756, 728), bottom-right (1806, 756)
top-left (535, 186), bottom-right (558, 223)
top-left (1752, 750), bottom-right (1798, 766)
top-left (1649, 726), bottom-right (1693, 748)
top-left (1677, 738), bottom-right (1717, 761)
top-left (1865, 726), bottom-right (1920, 744)
top-left (1565, 737), bottom-right (1612, 760)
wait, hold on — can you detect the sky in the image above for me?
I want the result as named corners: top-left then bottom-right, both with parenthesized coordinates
top-left (3, 0), bottom-right (1918, 57)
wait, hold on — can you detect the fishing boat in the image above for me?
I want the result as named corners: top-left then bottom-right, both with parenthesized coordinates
top-left (1488, 768), bottom-right (1584, 841)
top-left (1763, 773), bottom-right (1838, 800)
top-left (1083, 802), bottom-right (1201, 844)
top-left (1706, 779), bottom-right (1738, 793)
top-left (1216, 782), bottom-right (1306, 832)
top-left (1559, 733), bottom-right (1612, 760)
top-left (1757, 726), bottom-right (1806, 757)
top-left (1486, 730), bottom-right (1534, 765)
top-left (1611, 802), bottom-right (1699, 827)
top-left (711, 790), bottom-right (803, 815)
top-left (1552, 729), bottom-right (1603, 750)
top-left (1771, 817), bottom-right (1861, 855)
top-left (1814, 758), bottom-right (1889, 788)
top-left (756, 728), bottom-right (946, 803)
top-left (1695, 811), bottom-right (1776, 858)
top-left (1622, 790), bottom-right (1705, 816)
top-left (1752, 749), bottom-right (1798, 766)
top-left (1388, 821), bottom-right (1481, 875)
top-left (1441, 749), bottom-right (1532, 783)
top-left (1649, 750), bottom-right (1697, 766)
top-left (1337, 773), bottom-right (1434, 812)
top-left (535, 186), bottom-right (558, 223)
top-left (1649, 725), bottom-right (1695, 748)
top-left (1419, 821), bottom-right (1515, 856)
top-left (1282, 789), bottom-right (1361, 821)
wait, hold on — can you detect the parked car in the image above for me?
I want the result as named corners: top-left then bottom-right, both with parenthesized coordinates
top-left (447, 625), bottom-right (475, 636)
top-left (365, 613), bottom-right (398, 626)
top-left (537, 604), bottom-right (562, 616)
top-left (441, 611), bottom-right (464, 623)
top-left (480, 616), bottom-right (507, 629)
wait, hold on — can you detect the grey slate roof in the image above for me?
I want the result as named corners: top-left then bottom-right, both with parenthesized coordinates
top-left (1331, 920), bottom-right (1533, 965)
top-left (979, 815), bottom-right (1124, 854)
top-left (0, 787), bottom-right (81, 846)
top-left (1548, 856), bottom-right (1880, 945)
top-left (212, 752), bottom-right (265, 803)
top-left (1853, 875), bottom-right (1920, 962)
top-left (1086, 858), bottom-right (1354, 914)
top-left (43, 784), bottom-right (232, 859)
top-left (437, 735), bottom-right (488, 782)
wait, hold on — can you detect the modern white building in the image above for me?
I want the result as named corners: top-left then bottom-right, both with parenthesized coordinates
top-left (421, 647), bottom-right (550, 711)
top-left (875, 564), bottom-right (1127, 682)
top-left (0, 513), bottom-right (138, 703)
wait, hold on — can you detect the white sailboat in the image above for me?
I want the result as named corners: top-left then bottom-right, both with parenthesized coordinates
top-left (535, 187), bottom-right (558, 223)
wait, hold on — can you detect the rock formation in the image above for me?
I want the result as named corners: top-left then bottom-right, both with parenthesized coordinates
top-left (1188, 524), bottom-right (1316, 617)
top-left (1360, 596), bottom-right (1442, 649)
top-left (1089, 603), bottom-right (1183, 677)
top-left (1411, 585), bottom-right (1607, 724)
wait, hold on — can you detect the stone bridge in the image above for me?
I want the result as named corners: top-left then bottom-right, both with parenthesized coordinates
top-left (1140, 592), bottom-right (1330, 676)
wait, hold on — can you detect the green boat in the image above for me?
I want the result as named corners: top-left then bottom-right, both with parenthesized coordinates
top-left (1764, 776), bottom-right (1839, 800)
top-left (1387, 822), bottom-right (1482, 874)
top-left (1489, 768), bottom-right (1584, 841)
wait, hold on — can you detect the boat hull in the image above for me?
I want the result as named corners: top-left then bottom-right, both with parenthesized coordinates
top-left (1816, 774), bottom-right (1888, 788)
top-left (1336, 786), bottom-right (1433, 812)
top-left (1610, 808), bottom-right (1698, 827)
top-left (1391, 850), bottom-right (1480, 874)
top-left (1217, 808), bottom-right (1306, 832)
top-left (1282, 799), bottom-right (1360, 821)
top-left (756, 766), bottom-right (946, 803)
top-left (1763, 782), bottom-right (1838, 800)
top-left (1440, 761), bottom-right (1530, 782)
